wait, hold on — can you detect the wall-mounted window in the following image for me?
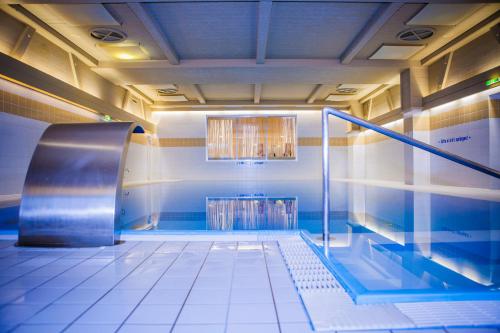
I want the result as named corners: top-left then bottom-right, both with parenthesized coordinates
top-left (206, 115), bottom-right (296, 161)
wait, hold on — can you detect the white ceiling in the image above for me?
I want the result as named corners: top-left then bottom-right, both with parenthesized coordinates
top-left (407, 4), bottom-right (483, 26)
top-left (14, 1), bottom-right (498, 107)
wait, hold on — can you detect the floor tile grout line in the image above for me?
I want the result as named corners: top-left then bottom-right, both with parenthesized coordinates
top-left (0, 244), bottom-right (47, 263)
top-left (60, 241), bottom-right (166, 332)
top-left (6, 242), bottom-right (143, 332)
top-left (169, 241), bottom-right (215, 333)
top-left (262, 241), bottom-right (282, 333)
top-left (0, 247), bottom-right (81, 288)
top-left (0, 248), bottom-right (93, 308)
top-left (114, 241), bottom-right (190, 332)
top-left (223, 241), bottom-right (238, 333)
top-left (0, 251), bottom-right (50, 278)
top-left (0, 241), bottom-right (16, 250)
top-left (16, 242), bottom-right (142, 311)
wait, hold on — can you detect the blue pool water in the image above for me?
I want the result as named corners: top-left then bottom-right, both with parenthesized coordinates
top-left (1, 180), bottom-right (499, 304)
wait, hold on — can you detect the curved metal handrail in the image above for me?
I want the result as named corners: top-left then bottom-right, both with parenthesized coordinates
top-left (322, 106), bottom-right (500, 256)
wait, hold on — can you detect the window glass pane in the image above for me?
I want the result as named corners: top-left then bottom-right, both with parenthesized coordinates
top-left (207, 118), bottom-right (236, 160)
top-left (206, 115), bottom-right (297, 161)
top-left (236, 117), bottom-right (266, 160)
top-left (267, 116), bottom-right (296, 160)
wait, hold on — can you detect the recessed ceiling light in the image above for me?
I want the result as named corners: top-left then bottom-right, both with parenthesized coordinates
top-left (326, 94), bottom-right (354, 102)
top-left (406, 4), bottom-right (482, 26)
top-left (99, 43), bottom-right (150, 60)
top-left (160, 95), bottom-right (188, 102)
top-left (369, 45), bottom-right (424, 60)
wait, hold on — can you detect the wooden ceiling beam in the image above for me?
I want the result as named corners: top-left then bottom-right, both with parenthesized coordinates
top-left (97, 58), bottom-right (414, 69)
top-left (306, 84), bottom-right (324, 104)
top-left (256, 0), bottom-right (272, 64)
top-left (254, 84), bottom-right (262, 104)
top-left (340, 3), bottom-right (403, 64)
top-left (128, 2), bottom-right (180, 65)
top-left (191, 84), bottom-right (206, 104)
top-left (150, 99), bottom-right (350, 108)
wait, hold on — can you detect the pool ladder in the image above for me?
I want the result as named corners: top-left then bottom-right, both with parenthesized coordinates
top-left (321, 107), bottom-right (500, 257)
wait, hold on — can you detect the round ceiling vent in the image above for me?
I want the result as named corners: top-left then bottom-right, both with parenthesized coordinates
top-left (89, 27), bottom-right (127, 43)
top-left (336, 87), bottom-right (358, 95)
top-left (157, 85), bottom-right (179, 96)
top-left (397, 28), bottom-right (435, 42)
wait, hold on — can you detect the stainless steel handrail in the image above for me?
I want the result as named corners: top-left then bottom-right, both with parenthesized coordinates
top-left (322, 106), bottom-right (500, 257)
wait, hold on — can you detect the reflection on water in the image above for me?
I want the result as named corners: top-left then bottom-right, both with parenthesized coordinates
top-left (3, 180), bottom-right (495, 303)
top-left (112, 180), bottom-right (500, 303)
top-left (206, 197), bottom-right (297, 230)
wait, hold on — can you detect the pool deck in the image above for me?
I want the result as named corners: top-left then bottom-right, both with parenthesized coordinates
top-left (0, 235), bottom-right (499, 333)
top-left (0, 238), bottom-right (312, 333)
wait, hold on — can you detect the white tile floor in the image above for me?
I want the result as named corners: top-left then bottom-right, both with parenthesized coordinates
top-left (0, 238), bottom-right (499, 333)
top-left (0, 239), bottom-right (310, 333)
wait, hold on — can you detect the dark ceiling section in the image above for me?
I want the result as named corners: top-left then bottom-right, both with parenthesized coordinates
top-left (146, 2), bottom-right (258, 59)
top-left (267, 2), bottom-right (380, 59)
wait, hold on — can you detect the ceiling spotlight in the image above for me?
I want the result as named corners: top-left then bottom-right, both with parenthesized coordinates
top-left (98, 43), bottom-right (150, 60)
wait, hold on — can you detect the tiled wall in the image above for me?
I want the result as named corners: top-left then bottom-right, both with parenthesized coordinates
top-left (429, 99), bottom-right (490, 130)
top-left (345, 88), bottom-right (499, 189)
top-left (0, 89), bottom-right (95, 124)
top-left (123, 134), bottom-right (161, 185)
top-left (152, 111), bottom-right (349, 181)
top-left (0, 80), bottom-right (156, 196)
top-left (347, 120), bottom-right (406, 183)
top-left (0, 112), bottom-right (47, 195)
top-left (428, 92), bottom-right (499, 188)
top-left (0, 79), bottom-right (100, 196)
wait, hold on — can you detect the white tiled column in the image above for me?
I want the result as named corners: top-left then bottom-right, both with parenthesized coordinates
top-left (489, 95), bottom-right (500, 189)
top-left (400, 66), bottom-right (429, 186)
top-left (401, 67), bottom-right (431, 249)
top-left (347, 131), bottom-right (366, 222)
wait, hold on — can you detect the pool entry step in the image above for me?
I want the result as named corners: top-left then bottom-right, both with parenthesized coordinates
top-left (278, 238), bottom-right (500, 331)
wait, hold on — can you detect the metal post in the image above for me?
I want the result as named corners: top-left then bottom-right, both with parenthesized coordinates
top-left (322, 108), bottom-right (330, 257)
top-left (320, 106), bottom-right (500, 260)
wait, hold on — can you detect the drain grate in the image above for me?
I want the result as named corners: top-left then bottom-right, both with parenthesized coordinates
top-left (279, 241), bottom-right (342, 291)
top-left (279, 239), bottom-right (414, 331)
top-left (278, 238), bottom-right (500, 331)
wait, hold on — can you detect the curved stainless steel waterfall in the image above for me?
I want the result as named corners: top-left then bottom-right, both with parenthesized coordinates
top-left (322, 107), bottom-right (500, 257)
top-left (18, 122), bottom-right (145, 247)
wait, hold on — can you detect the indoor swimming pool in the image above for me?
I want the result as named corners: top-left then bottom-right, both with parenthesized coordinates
top-left (2, 180), bottom-right (498, 306)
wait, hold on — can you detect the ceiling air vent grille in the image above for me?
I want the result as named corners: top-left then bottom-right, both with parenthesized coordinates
top-left (157, 85), bottom-right (179, 96)
top-left (397, 28), bottom-right (434, 42)
top-left (90, 27), bottom-right (127, 43)
top-left (335, 87), bottom-right (358, 95)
